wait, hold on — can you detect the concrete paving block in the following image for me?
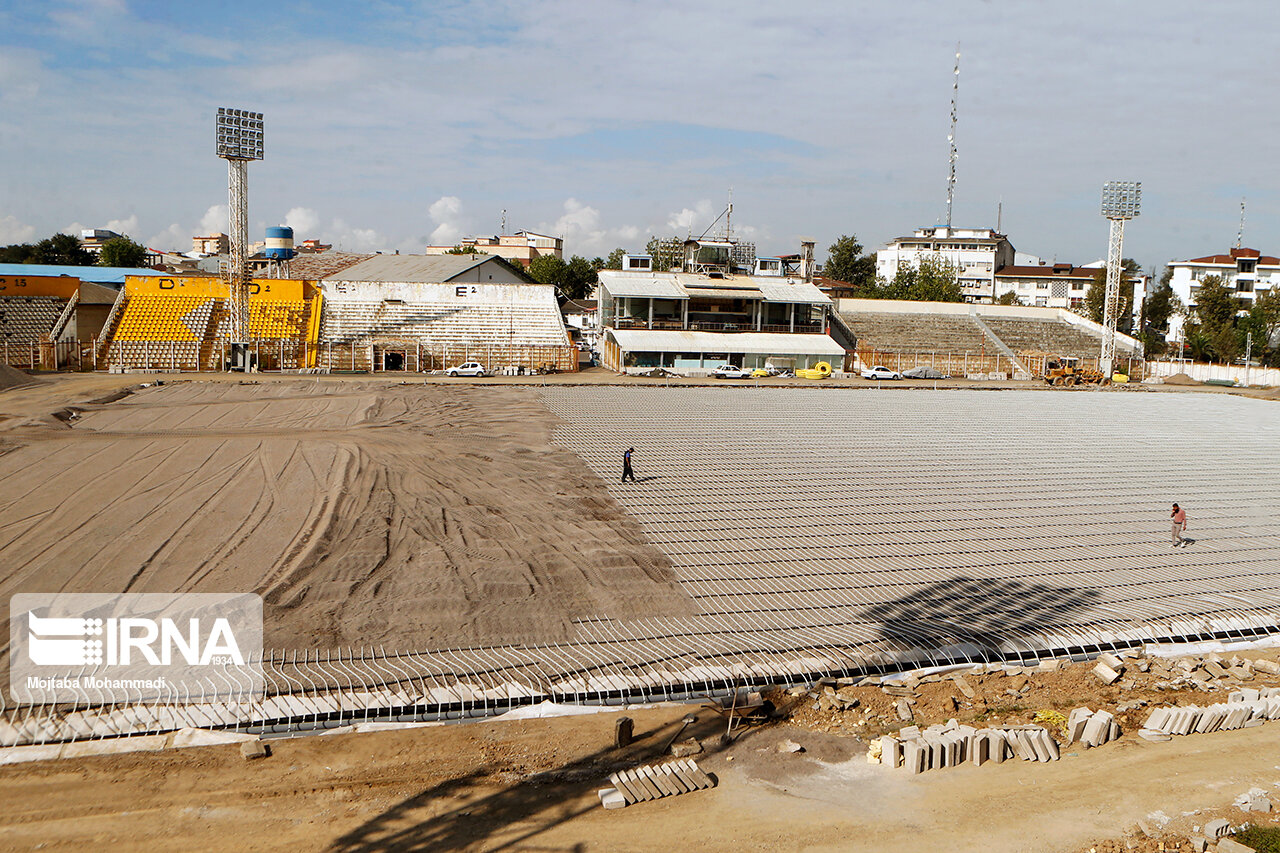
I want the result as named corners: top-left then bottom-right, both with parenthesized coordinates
top-left (1217, 838), bottom-right (1255, 853)
top-left (678, 759), bottom-right (714, 789)
top-left (883, 735), bottom-right (903, 769)
top-left (1248, 796), bottom-right (1272, 812)
top-left (1144, 707), bottom-right (1172, 733)
top-left (1253, 659), bottom-right (1280, 674)
top-left (239, 740), bottom-right (269, 760)
top-left (1098, 652), bottom-right (1124, 670)
top-left (1011, 731), bottom-right (1036, 761)
top-left (632, 767), bottom-right (664, 800)
top-left (898, 725), bottom-right (920, 739)
top-left (1029, 730), bottom-right (1053, 762)
top-left (644, 765), bottom-right (677, 797)
top-left (658, 764), bottom-right (692, 794)
top-left (619, 769), bottom-right (652, 802)
top-left (1138, 729), bottom-right (1172, 741)
top-left (1068, 707), bottom-right (1093, 743)
top-left (951, 675), bottom-right (976, 698)
top-left (903, 740), bottom-right (926, 774)
top-left (609, 771), bottom-right (642, 804)
top-left (1243, 718), bottom-right (1265, 728)
top-left (1093, 662), bottom-right (1121, 684)
top-left (988, 730), bottom-right (1007, 763)
top-left (1189, 836), bottom-right (1208, 852)
top-left (598, 787), bottom-right (628, 809)
top-left (1081, 711), bottom-right (1112, 747)
top-left (970, 731), bottom-right (989, 766)
top-left (1040, 730), bottom-right (1060, 760)
top-left (1204, 817), bottom-right (1230, 839)
top-left (1108, 720), bottom-right (1120, 742)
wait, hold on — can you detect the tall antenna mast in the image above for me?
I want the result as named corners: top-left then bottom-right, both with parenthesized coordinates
top-left (1236, 198), bottom-right (1246, 249)
top-left (945, 45), bottom-right (960, 230)
top-left (725, 188), bottom-right (733, 240)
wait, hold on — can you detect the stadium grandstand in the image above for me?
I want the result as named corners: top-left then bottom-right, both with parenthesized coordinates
top-left (315, 254), bottom-right (575, 373)
top-left (837, 298), bottom-right (1144, 378)
top-left (103, 275), bottom-right (321, 371)
top-left (0, 270), bottom-right (155, 370)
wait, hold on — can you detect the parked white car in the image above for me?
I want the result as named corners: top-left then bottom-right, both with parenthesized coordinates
top-left (711, 364), bottom-right (752, 379)
top-left (861, 365), bottom-right (903, 380)
top-left (446, 362), bottom-right (488, 377)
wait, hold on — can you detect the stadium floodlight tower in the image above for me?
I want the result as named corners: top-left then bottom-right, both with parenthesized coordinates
top-left (215, 107), bottom-right (264, 360)
top-left (1099, 180), bottom-right (1140, 378)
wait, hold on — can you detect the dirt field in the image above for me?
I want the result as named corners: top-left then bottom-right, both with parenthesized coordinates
top-left (0, 375), bottom-right (691, 662)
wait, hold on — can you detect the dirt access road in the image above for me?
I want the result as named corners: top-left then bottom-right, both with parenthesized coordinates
top-left (1, 700), bottom-right (1278, 853)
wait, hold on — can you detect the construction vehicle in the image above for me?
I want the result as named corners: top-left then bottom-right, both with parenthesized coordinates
top-left (1043, 356), bottom-right (1106, 386)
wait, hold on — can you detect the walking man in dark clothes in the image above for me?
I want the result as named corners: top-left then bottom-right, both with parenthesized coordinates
top-left (622, 447), bottom-right (635, 483)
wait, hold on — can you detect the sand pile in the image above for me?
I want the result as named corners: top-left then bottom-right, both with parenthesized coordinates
top-left (1161, 372), bottom-right (1199, 385)
top-left (0, 364), bottom-right (40, 391)
top-left (0, 381), bottom-right (693, 660)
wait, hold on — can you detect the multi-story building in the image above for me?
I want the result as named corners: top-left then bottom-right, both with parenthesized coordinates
top-left (596, 238), bottom-right (846, 373)
top-left (192, 233), bottom-right (230, 255)
top-left (1167, 247), bottom-right (1278, 341)
top-left (875, 226), bottom-right (1016, 302)
top-left (424, 231), bottom-right (563, 267)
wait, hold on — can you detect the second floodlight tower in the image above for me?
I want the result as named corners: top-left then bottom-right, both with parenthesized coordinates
top-left (215, 107), bottom-right (264, 346)
top-left (1099, 180), bottom-right (1140, 377)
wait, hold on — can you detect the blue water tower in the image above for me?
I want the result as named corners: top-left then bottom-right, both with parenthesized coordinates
top-left (264, 225), bottom-right (295, 259)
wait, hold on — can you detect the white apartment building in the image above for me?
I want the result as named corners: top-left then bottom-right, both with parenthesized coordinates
top-left (1166, 247), bottom-right (1278, 341)
top-left (875, 226), bottom-right (1015, 302)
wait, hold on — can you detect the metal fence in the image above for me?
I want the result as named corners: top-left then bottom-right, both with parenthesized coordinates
top-left (854, 348), bottom-right (1148, 380)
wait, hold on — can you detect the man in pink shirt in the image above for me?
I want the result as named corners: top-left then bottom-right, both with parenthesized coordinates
top-left (1171, 503), bottom-right (1187, 547)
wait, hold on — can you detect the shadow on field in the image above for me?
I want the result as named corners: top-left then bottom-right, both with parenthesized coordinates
top-left (863, 575), bottom-right (1105, 662)
top-left (328, 713), bottom-right (729, 853)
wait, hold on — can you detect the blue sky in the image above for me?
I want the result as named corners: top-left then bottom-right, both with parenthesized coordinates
top-left (3, 0), bottom-right (1280, 271)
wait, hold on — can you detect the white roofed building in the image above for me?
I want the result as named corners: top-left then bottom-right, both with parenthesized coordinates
top-left (876, 226), bottom-right (1015, 303)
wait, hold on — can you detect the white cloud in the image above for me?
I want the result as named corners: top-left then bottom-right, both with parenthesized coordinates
top-left (326, 220), bottom-right (384, 252)
top-left (0, 215), bottom-right (36, 244)
top-left (146, 223), bottom-right (191, 252)
top-left (199, 205), bottom-right (228, 234)
top-left (427, 196), bottom-right (466, 246)
top-left (667, 200), bottom-right (718, 235)
top-left (283, 206), bottom-right (321, 236)
top-left (106, 214), bottom-right (138, 236)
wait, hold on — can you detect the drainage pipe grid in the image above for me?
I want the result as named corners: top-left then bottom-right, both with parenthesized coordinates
top-left (3, 388), bottom-right (1278, 746)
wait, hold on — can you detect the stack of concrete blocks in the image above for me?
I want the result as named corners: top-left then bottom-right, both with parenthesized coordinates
top-left (598, 758), bottom-right (714, 809)
top-left (1066, 707), bottom-right (1120, 748)
top-left (882, 720), bottom-right (1059, 774)
top-left (1139, 688), bottom-right (1280, 741)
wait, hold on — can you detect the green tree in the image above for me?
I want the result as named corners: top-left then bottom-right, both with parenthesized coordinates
top-left (561, 255), bottom-right (599, 301)
top-left (877, 254), bottom-right (961, 303)
top-left (1192, 274), bottom-right (1242, 362)
top-left (445, 244), bottom-right (482, 254)
top-left (0, 242), bottom-right (37, 263)
top-left (527, 254), bottom-right (567, 289)
top-left (13, 230), bottom-right (93, 263)
top-left (995, 290), bottom-right (1023, 306)
top-left (604, 248), bottom-right (626, 270)
top-left (1083, 259), bottom-right (1140, 331)
top-left (98, 235), bottom-right (148, 267)
top-left (1138, 276), bottom-right (1179, 357)
top-left (645, 236), bottom-right (684, 272)
top-left (823, 235), bottom-right (876, 293)
top-left (589, 256), bottom-right (605, 270)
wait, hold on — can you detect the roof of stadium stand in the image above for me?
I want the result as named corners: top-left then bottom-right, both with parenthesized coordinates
top-left (598, 270), bottom-right (830, 304)
top-left (608, 328), bottom-right (846, 355)
top-left (0, 263), bottom-right (166, 286)
top-left (329, 253), bottom-right (532, 283)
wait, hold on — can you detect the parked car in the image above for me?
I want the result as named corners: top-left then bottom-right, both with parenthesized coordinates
top-left (446, 362), bottom-right (488, 377)
top-left (861, 365), bottom-right (904, 380)
top-left (711, 364), bottom-right (751, 379)
top-left (902, 366), bottom-right (946, 380)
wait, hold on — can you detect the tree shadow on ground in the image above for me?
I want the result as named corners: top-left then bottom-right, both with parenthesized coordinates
top-left (327, 713), bottom-right (731, 853)
top-left (861, 575), bottom-right (1106, 662)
